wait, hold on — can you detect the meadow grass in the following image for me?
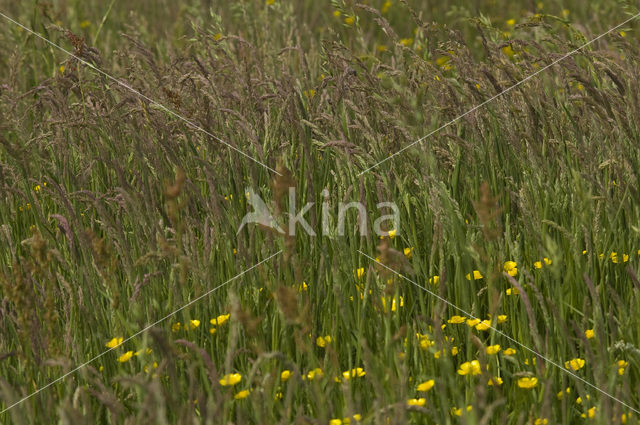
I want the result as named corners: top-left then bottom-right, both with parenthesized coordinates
top-left (1, 0), bottom-right (640, 423)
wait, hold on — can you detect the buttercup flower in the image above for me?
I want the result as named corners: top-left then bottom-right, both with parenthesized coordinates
top-left (342, 367), bottom-right (366, 379)
top-left (475, 320), bottom-right (491, 331)
top-left (117, 351), bottom-right (134, 363)
top-left (448, 315), bottom-right (466, 324)
top-left (517, 377), bottom-right (538, 389)
top-left (564, 358), bottom-right (585, 371)
top-left (306, 368), bottom-right (323, 380)
top-left (316, 335), bottom-right (332, 347)
top-left (234, 389), bottom-right (250, 399)
top-left (407, 398), bottom-right (426, 407)
top-left (105, 337), bottom-right (123, 348)
top-left (466, 318), bottom-right (480, 327)
top-left (219, 373), bottom-right (242, 386)
top-left (486, 344), bottom-right (501, 355)
top-left (466, 270), bottom-right (483, 280)
top-left (488, 376), bottom-right (503, 386)
top-left (416, 379), bottom-right (435, 391)
top-left (458, 360), bottom-right (481, 376)
top-left (210, 314), bottom-right (230, 326)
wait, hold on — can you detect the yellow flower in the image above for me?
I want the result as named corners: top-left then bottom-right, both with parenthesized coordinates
top-left (475, 320), bottom-right (491, 331)
top-left (457, 360), bottom-right (481, 376)
top-left (517, 377), bottom-right (538, 389)
top-left (534, 419), bottom-right (548, 425)
top-left (403, 247), bottom-right (413, 258)
top-left (416, 379), bottom-right (435, 392)
top-left (582, 407), bottom-right (596, 419)
top-left (34, 185), bottom-right (41, 192)
top-left (377, 45), bottom-right (388, 52)
top-left (59, 65), bottom-right (65, 74)
top-left (316, 335), bottom-right (332, 347)
top-left (209, 327), bottom-right (217, 334)
top-left (451, 346), bottom-right (459, 356)
top-left (117, 351), bottom-right (134, 363)
top-left (355, 267), bottom-right (365, 279)
top-left (333, 10), bottom-right (341, 17)
top-left (281, 370), bottom-right (291, 382)
top-left (562, 9), bottom-right (570, 18)
top-left (210, 314), bottom-right (230, 326)
top-left (506, 18), bottom-right (516, 26)
top-left (585, 329), bottom-right (594, 339)
top-left (399, 38), bottom-right (413, 47)
top-left (342, 367), bottom-right (366, 379)
top-left (213, 33), bottom-right (222, 41)
top-left (266, 0), bottom-right (275, 4)
top-left (381, 0), bottom-right (392, 14)
top-left (189, 319), bottom-right (200, 329)
top-left (407, 398), bottom-right (426, 407)
top-left (436, 56), bottom-right (450, 67)
top-left (506, 288), bottom-right (519, 295)
top-left (503, 261), bottom-right (517, 272)
top-left (234, 389), bottom-right (250, 399)
top-left (306, 368), bottom-right (323, 380)
top-left (466, 270), bottom-right (483, 280)
top-left (502, 45), bottom-right (515, 58)
top-left (429, 275), bottom-right (440, 284)
top-left (105, 337), bottom-right (123, 348)
top-left (497, 315), bottom-right (508, 324)
top-left (486, 344), bottom-right (501, 355)
top-left (80, 20), bottom-right (91, 28)
top-left (304, 89), bottom-right (315, 98)
top-left (533, 261), bottom-right (542, 269)
top-left (466, 318), bottom-right (480, 327)
top-left (219, 373), bottom-right (242, 386)
top-left (451, 407), bottom-right (462, 416)
top-left (543, 257), bottom-right (552, 265)
top-left (503, 348), bottom-right (516, 356)
top-left (344, 16), bottom-right (355, 25)
top-left (171, 322), bottom-right (181, 332)
top-left (488, 376), bottom-right (503, 386)
top-left (448, 315), bottom-right (466, 324)
top-left (564, 358), bottom-right (585, 371)
top-left (417, 334), bottom-right (434, 350)
top-left (329, 420), bottom-right (342, 425)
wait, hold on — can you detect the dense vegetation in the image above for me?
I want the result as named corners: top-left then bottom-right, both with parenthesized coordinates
top-left (1, 0), bottom-right (639, 423)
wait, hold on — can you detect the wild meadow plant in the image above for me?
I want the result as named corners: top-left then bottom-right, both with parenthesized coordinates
top-left (0, 0), bottom-right (639, 423)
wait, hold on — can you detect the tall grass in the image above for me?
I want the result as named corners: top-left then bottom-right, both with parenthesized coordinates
top-left (1, 0), bottom-right (639, 423)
